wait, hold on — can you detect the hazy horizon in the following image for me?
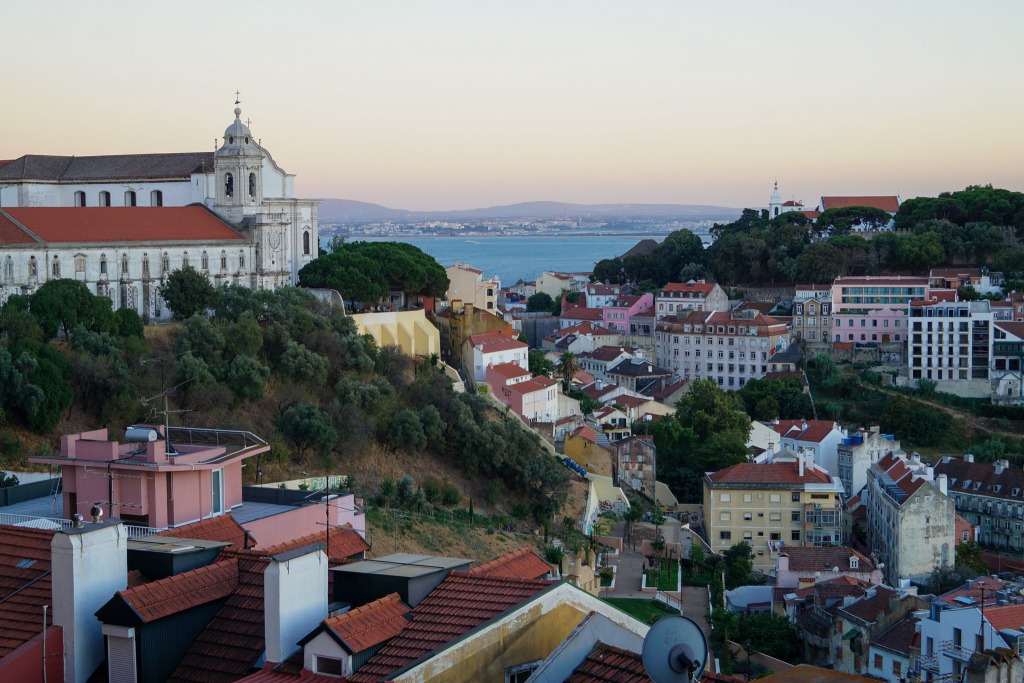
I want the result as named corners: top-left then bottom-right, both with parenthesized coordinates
top-left (4, 1), bottom-right (1023, 210)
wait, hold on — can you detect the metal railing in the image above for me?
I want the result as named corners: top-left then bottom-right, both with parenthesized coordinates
top-left (918, 653), bottom-right (939, 672)
top-left (0, 513), bottom-right (72, 530)
top-left (941, 640), bottom-right (974, 662)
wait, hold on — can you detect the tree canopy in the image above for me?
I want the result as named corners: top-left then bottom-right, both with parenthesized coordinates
top-left (298, 241), bottom-right (448, 305)
top-left (159, 265), bottom-right (217, 320)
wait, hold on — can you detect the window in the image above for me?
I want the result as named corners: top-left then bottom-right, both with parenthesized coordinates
top-left (74, 191), bottom-right (86, 207)
top-left (303, 231), bottom-right (311, 255)
top-left (791, 493), bottom-right (801, 502)
top-left (770, 513), bottom-right (782, 521)
top-left (121, 254), bottom-right (129, 275)
top-left (506, 662), bottom-right (540, 683)
top-left (51, 256), bottom-right (60, 277)
top-left (874, 654), bottom-right (883, 669)
top-left (239, 251), bottom-right (245, 270)
top-left (770, 532), bottom-right (781, 541)
top-left (125, 190), bottom-right (137, 206)
top-left (743, 493), bottom-right (752, 503)
top-left (150, 190), bottom-right (163, 207)
top-left (162, 252), bottom-right (170, 273)
top-left (743, 513), bottom-right (752, 521)
top-left (248, 172), bottom-right (256, 198)
top-left (720, 531), bottom-right (732, 540)
top-left (142, 254), bottom-right (150, 277)
top-left (100, 254), bottom-right (107, 275)
top-left (791, 511), bottom-right (801, 522)
top-left (201, 251), bottom-right (209, 271)
top-left (75, 254), bottom-right (85, 273)
top-left (225, 173), bottom-right (234, 197)
top-left (791, 531), bottom-right (800, 541)
top-left (720, 512), bottom-right (731, 521)
top-left (99, 190), bottom-right (111, 206)
top-left (720, 493), bottom-right (731, 502)
top-left (769, 494), bottom-right (781, 503)
top-left (892, 661), bottom-right (901, 677)
top-left (211, 468), bottom-right (224, 515)
top-left (314, 655), bottom-right (343, 676)
top-left (3, 256), bottom-right (12, 281)
top-left (220, 251), bottom-right (227, 270)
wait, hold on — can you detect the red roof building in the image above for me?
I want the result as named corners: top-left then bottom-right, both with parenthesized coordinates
top-left (0, 206), bottom-right (246, 244)
top-left (468, 547), bottom-right (553, 581)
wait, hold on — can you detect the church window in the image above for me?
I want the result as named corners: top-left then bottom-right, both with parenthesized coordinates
top-left (125, 190), bottom-right (137, 207)
top-left (239, 251), bottom-right (245, 270)
top-left (100, 254), bottom-right (107, 275)
top-left (248, 173), bottom-right (256, 198)
top-left (182, 252), bottom-right (189, 268)
top-left (303, 231), bottom-right (311, 255)
top-left (150, 190), bottom-right (163, 207)
top-left (99, 191), bottom-right (111, 207)
top-left (75, 255), bottom-right (86, 273)
top-left (142, 254), bottom-right (150, 277)
top-left (162, 252), bottom-right (170, 273)
top-left (121, 254), bottom-right (129, 276)
top-left (4, 257), bottom-right (12, 281)
top-left (51, 256), bottom-right (60, 277)
top-left (201, 251), bottom-right (209, 271)
top-left (74, 191), bottom-right (86, 207)
top-left (29, 257), bottom-right (37, 277)
top-left (220, 251), bottom-right (227, 270)
top-left (225, 173), bottom-right (234, 197)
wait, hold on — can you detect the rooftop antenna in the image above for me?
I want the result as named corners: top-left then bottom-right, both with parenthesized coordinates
top-left (642, 615), bottom-right (708, 683)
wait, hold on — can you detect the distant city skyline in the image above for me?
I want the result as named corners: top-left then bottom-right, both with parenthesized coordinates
top-left (4, 1), bottom-right (1023, 211)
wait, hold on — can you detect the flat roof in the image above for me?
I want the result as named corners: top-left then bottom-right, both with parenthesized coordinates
top-left (331, 553), bottom-right (474, 577)
top-left (127, 537), bottom-right (230, 554)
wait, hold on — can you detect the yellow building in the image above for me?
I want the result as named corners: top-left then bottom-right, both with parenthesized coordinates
top-left (703, 452), bottom-right (845, 574)
top-left (353, 309), bottom-right (439, 358)
top-left (438, 302), bottom-right (512, 367)
top-left (564, 426), bottom-right (613, 477)
top-left (445, 262), bottom-right (499, 312)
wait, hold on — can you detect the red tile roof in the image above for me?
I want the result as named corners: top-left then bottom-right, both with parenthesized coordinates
top-left (772, 420), bottom-right (839, 444)
top-left (0, 525), bottom-right (57, 657)
top-left (820, 196), bottom-right (901, 213)
top-left (660, 281), bottom-right (716, 295)
top-left (488, 362), bottom-right (532, 380)
top-left (995, 322), bottom-right (1024, 340)
top-left (106, 558), bottom-right (238, 625)
top-left (510, 375), bottom-right (558, 395)
top-left (257, 527), bottom-right (369, 565)
top-left (468, 547), bottom-right (552, 581)
top-left (837, 585), bottom-right (899, 625)
top-left (571, 426), bottom-right (601, 445)
top-left (319, 593), bottom-right (410, 654)
top-left (561, 307), bottom-right (605, 321)
top-left (157, 514), bottom-right (252, 548)
top-left (872, 615), bottom-right (919, 656)
top-left (349, 573), bottom-right (553, 682)
top-left (0, 212), bottom-right (37, 244)
top-left (167, 556), bottom-right (268, 683)
top-left (466, 331), bottom-right (526, 353)
top-left (708, 460), bottom-right (832, 485)
top-left (558, 322), bottom-right (618, 337)
top-left (0, 207), bottom-right (247, 244)
top-left (984, 603), bottom-right (1024, 632)
top-left (938, 576), bottom-right (1008, 606)
top-left (779, 546), bottom-right (874, 573)
top-left (565, 642), bottom-right (651, 683)
top-left (582, 383), bottom-right (619, 401)
top-left (874, 453), bottom-right (927, 501)
top-left (234, 663), bottom-right (338, 682)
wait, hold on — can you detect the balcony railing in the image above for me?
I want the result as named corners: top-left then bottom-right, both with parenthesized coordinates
top-left (941, 640), bottom-right (974, 662)
top-left (919, 653), bottom-right (939, 672)
top-left (0, 513), bottom-right (165, 537)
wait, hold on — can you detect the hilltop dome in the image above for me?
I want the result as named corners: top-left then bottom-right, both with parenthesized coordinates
top-left (218, 107), bottom-right (261, 157)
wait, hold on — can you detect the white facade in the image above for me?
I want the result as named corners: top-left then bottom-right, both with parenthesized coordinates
top-left (909, 300), bottom-right (993, 397)
top-left (837, 428), bottom-right (901, 497)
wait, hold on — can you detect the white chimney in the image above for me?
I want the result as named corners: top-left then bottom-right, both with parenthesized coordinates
top-left (265, 546), bottom-right (328, 664)
top-left (52, 522), bottom-right (128, 683)
top-left (798, 454), bottom-right (805, 477)
top-left (965, 453), bottom-right (974, 463)
top-left (937, 474), bottom-right (948, 495)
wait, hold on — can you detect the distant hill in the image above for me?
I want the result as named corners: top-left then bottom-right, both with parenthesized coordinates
top-left (317, 199), bottom-right (742, 222)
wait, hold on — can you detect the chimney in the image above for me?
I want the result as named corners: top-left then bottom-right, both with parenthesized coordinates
top-left (596, 379), bottom-right (603, 390)
top-left (965, 453), bottom-right (975, 463)
top-left (265, 545), bottom-right (328, 665)
top-left (937, 474), bottom-right (948, 495)
top-left (52, 522), bottom-right (128, 683)
top-left (799, 454), bottom-right (805, 477)
top-left (996, 459), bottom-right (1009, 474)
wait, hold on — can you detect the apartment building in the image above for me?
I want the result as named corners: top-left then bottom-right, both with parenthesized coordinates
top-left (584, 282), bottom-right (626, 308)
top-left (864, 453), bottom-right (955, 585)
top-left (602, 293), bottom-right (654, 334)
top-left (831, 276), bottom-right (928, 343)
top-left (654, 280), bottom-right (729, 320)
top-left (655, 309), bottom-right (790, 389)
top-left (934, 455), bottom-right (1024, 552)
top-left (792, 284), bottom-right (833, 343)
top-left (445, 262), bottom-right (499, 311)
top-left (836, 427), bottom-right (901, 497)
top-left (908, 299), bottom-right (993, 397)
top-left (702, 452), bottom-right (845, 573)
top-left (769, 419), bottom-right (847, 479)
top-left (992, 321), bottom-right (1024, 405)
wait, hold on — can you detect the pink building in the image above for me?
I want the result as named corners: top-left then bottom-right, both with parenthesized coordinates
top-left (486, 362), bottom-right (560, 423)
top-left (830, 276), bottom-right (929, 343)
top-left (601, 293), bottom-right (653, 334)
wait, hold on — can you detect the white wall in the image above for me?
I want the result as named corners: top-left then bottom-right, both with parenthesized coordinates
top-left (265, 549), bottom-right (328, 665)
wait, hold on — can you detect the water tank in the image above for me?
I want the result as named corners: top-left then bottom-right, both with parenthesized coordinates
top-left (125, 427), bottom-right (159, 443)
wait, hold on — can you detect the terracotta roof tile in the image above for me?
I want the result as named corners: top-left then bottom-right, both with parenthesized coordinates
top-left (772, 420), bottom-right (839, 444)
top-left (937, 576), bottom-right (1008, 605)
top-left (561, 307), bottom-right (605, 321)
top-left (571, 426), bottom-right (601, 444)
top-left (837, 585), bottom-right (899, 625)
top-left (0, 212), bottom-right (36, 244)
top-left (468, 547), bottom-right (553, 581)
top-left (466, 331), bottom-right (526, 353)
top-left (510, 375), bottom-right (557, 395)
top-left (934, 458), bottom-right (1024, 505)
top-left (257, 527), bottom-right (368, 565)
top-left (660, 281), bottom-right (716, 295)
top-left (157, 514), bottom-right (252, 548)
top-left (779, 546), bottom-right (874, 573)
top-left (488, 362), bottom-right (532, 380)
top-left (872, 615), bottom-right (919, 656)
top-left (107, 559), bottom-right (238, 625)
top-left (0, 207), bottom-right (247, 244)
top-left (235, 663), bottom-right (338, 682)
top-left (709, 460), bottom-right (832, 486)
top-left (820, 196), bottom-right (901, 213)
top-left (0, 525), bottom-right (57, 657)
top-left (984, 603), bottom-right (1024, 632)
top-left (317, 593), bottom-right (410, 654)
top-left (349, 573), bottom-right (553, 682)
top-left (565, 642), bottom-right (652, 683)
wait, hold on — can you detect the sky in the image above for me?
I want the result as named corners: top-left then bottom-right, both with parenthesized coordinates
top-left (3, 1), bottom-right (1024, 211)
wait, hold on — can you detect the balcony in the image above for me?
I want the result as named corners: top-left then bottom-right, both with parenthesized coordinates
top-left (941, 640), bottom-right (973, 662)
top-left (919, 654), bottom-right (939, 672)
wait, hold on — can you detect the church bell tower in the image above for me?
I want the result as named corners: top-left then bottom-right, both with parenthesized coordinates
top-left (213, 104), bottom-right (264, 223)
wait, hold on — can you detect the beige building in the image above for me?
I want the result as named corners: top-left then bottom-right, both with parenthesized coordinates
top-left (703, 452), bottom-right (846, 573)
top-left (792, 284), bottom-right (833, 343)
top-left (445, 262), bottom-right (499, 311)
top-left (354, 310), bottom-right (439, 358)
top-left (655, 280), bottom-right (729, 319)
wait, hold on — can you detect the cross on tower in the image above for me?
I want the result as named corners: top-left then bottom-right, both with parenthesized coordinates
top-left (235, 90), bottom-right (241, 105)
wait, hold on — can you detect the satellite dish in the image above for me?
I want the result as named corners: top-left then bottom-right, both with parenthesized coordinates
top-left (642, 615), bottom-right (708, 683)
top-left (832, 566), bottom-right (840, 573)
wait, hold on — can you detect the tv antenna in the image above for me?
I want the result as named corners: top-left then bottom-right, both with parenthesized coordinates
top-left (642, 615), bottom-right (708, 683)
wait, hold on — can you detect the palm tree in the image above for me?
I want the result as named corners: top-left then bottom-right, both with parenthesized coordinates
top-left (557, 351), bottom-right (580, 392)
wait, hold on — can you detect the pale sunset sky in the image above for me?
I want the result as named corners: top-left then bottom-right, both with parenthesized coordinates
top-left (4, 1), bottom-right (1023, 210)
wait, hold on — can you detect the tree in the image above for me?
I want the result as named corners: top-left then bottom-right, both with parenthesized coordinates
top-left (956, 540), bottom-right (988, 575)
top-left (276, 402), bottom-right (337, 458)
top-left (816, 206), bottom-right (894, 236)
top-left (557, 351), bottom-right (580, 390)
top-left (29, 279), bottom-right (115, 339)
top-left (527, 292), bottom-right (554, 312)
top-left (113, 308), bottom-right (144, 338)
top-left (299, 252), bottom-right (388, 305)
top-left (224, 355), bottom-right (270, 401)
top-left (279, 341), bottom-right (329, 385)
top-left (159, 266), bottom-right (217, 320)
top-left (390, 409), bottom-right (427, 453)
top-left (792, 243), bottom-right (844, 284)
top-left (591, 258), bottom-right (623, 284)
top-left (723, 542), bottom-right (757, 589)
top-left (528, 349), bottom-right (553, 377)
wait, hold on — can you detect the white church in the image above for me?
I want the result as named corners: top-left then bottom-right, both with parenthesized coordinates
top-left (0, 104), bottom-right (319, 322)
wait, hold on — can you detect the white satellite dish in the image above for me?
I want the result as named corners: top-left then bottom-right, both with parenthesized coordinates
top-left (642, 615), bottom-right (708, 683)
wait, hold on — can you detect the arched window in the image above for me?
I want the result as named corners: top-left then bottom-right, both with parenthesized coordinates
top-left (182, 252), bottom-right (189, 269)
top-left (150, 190), bottom-right (163, 207)
top-left (162, 252), bottom-right (170, 273)
top-left (125, 190), bottom-right (137, 207)
top-left (99, 191), bottom-right (111, 207)
top-left (201, 251), bottom-right (209, 271)
top-left (239, 251), bottom-right (245, 270)
top-left (142, 253), bottom-right (150, 277)
top-left (75, 254), bottom-right (86, 273)
top-left (28, 256), bottom-right (37, 277)
top-left (121, 254), bottom-right (129, 276)
top-left (225, 173), bottom-right (234, 197)
top-left (303, 231), bottom-right (311, 255)
top-left (220, 250), bottom-right (227, 270)
top-left (248, 173), bottom-right (256, 198)
top-left (51, 256), bottom-right (60, 277)
top-left (4, 256), bottom-right (12, 281)
top-left (100, 254), bottom-right (108, 275)
top-left (74, 191), bottom-right (86, 207)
